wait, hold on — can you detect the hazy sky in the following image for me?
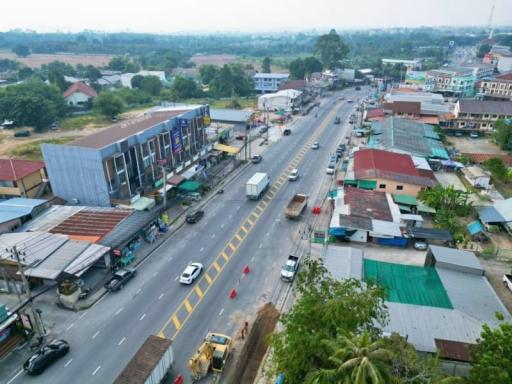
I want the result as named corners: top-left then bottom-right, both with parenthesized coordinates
top-left (2, 0), bottom-right (511, 33)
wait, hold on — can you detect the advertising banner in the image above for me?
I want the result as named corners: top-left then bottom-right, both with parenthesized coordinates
top-left (171, 126), bottom-right (183, 155)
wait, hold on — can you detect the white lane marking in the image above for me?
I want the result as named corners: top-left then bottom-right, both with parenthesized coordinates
top-left (199, 247), bottom-right (204, 252)
top-left (251, 256), bottom-right (255, 262)
top-left (118, 337), bottom-right (126, 346)
top-left (66, 323), bottom-right (74, 331)
top-left (79, 312), bottom-right (87, 319)
top-left (139, 313), bottom-right (146, 321)
top-left (221, 223), bottom-right (225, 229)
top-left (136, 288), bottom-right (142, 294)
top-left (174, 276), bottom-right (179, 281)
top-left (65, 358), bottom-right (73, 367)
top-left (158, 293), bottom-right (164, 300)
top-left (211, 234), bottom-right (215, 239)
top-left (259, 244), bottom-right (263, 249)
top-left (219, 308), bottom-right (225, 316)
top-left (6, 369), bottom-right (23, 384)
top-left (92, 331), bottom-right (100, 339)
top-left (92, 366), bottom-right (101, 376)
top-left (115, 307), bottom-right (123, 315)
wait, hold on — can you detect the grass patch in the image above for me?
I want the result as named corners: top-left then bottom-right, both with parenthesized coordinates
top-left (183, 97), bottom-right (256, 109)
top-left (9, 137), bottom-right (77, 160)
top-left (59, 113), bottom-right (110, 130)
top-left (493, 179), bottom-right (512, 199)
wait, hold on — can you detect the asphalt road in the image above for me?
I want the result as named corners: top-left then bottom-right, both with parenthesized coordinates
top-left (6, 88), bottom-right (363, 384)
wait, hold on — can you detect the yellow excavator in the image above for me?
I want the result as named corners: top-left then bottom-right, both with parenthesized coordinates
top-left (188, 332), bottom-right (233, 382)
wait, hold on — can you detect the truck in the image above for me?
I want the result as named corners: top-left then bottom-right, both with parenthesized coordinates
top-left (285, 194), bottom-right (308, 219)
top-left (114, 335), bottom-right (174, 384)
top-left (189, 332), bottom-right (233, 382)
top-left (281, 255), bottom-right (300, 282)
top-left (246, 172), bottom-right (270, 200)
top-left (503, 274), bottom-right (512, 291)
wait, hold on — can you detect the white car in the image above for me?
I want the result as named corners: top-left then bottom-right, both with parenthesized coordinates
top-left (179, 263), bottom-right (204, 284)
top-left (288, 169), bottom-right (299, 181)
top-left (311, 141), bottom-right (320, 150)
top-left (326, 164), bottom-right (336, 175)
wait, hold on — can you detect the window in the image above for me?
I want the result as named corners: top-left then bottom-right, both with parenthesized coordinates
top-left (379, 184), bottom-right (386, 189)
top-left (396, 185), bottom-right (404, 191)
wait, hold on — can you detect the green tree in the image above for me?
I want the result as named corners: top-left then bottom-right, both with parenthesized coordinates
top-left (48, 67), bottom-right (70, 92)
top-left (315, 29), bottom-right (349, 70)
top-left (140, 76), bottom-right (162, 96)
top-left (289, 58), bottom-right (306, 79)
top-left (85, 65), bottom-right (101, 82)
top-left (17, 67), bottom-right (34, 80)
top-left (107, 56), bottom-right (139, 72)
top-left (199, 64), bottom-right (217, 84)
top-left (170, 76), bottom-right (202, 99)
top-left (305, 332), bottom-right (392, 384)
top-left (12, 44), bottom-right (30, 57)
top-left (267, 259), bottom-right (387, 384)
top-left (484, 157), bottom-right (509, 183)
top-left (303, 56), bottom-right (323, 75)
top-left (418, 185), bottom-right (471, 216)
top-left (495, 119), bottom-right (512, 151)
top-left (477, 44), bottom-right (492, 58)
top-left (470, 322), bottom-right (512, 384)
top-left (0, 80), bottom-right (66, 131)
top-left (130, 74), bottom-right (145, 89)
top-left (262, 56), bottom-right (272, 73)
top-left (94, 91), bottom-right (124, 117)
top-left (208, 64), bottom-right (252, 98)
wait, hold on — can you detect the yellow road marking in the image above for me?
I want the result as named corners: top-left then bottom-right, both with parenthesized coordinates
top-left (228, 242), bottom-right (237, 252)
top-left (204, 272), bottom-right (212, 284)
top-left (213, 261), bottom-right (221, 272)
top-left (221, 251), bottom-right (229, 261)
top-left (247, 217), bottom-right (254, 225)
top-left (184, 300), bottom-right (192, 313)
top-left (194, 285), bottom-right (204, 298)
top-left (158, 331), bottom-right (165, 338)
top-left (235, 233), bottom-right (244, 241)
top-left (240, 225), bottom-right (249, 234)
top-left (171, 315), bottom-right (181, 330)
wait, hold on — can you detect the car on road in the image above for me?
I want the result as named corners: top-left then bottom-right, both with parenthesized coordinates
top-left (259, 126), bottom-right (268, 134)
top-left (355, 86), bottom-right (361, 90)
top-left (347, 99), bottom-right (353, 103)
top-left (251, 155), bottom-right (262, 163)
top-left (235, 133), bottom-right (246, 140)
top-left (413, 239), bottom-right (428, 251)
top-left (283, 128), bottom-right (291, 136)
top-left (326, 163), bottom-right (336, 175)
top-left (454, 131), bottom-right (464, 137)
top-left (338, 96), bottom-right (345, 101)
top-left (311, 141), bottom-right (320, 150)
top-left (179, 262), bottom-right (204, 284)
top-left (470, 131), bottom-right (479, 139)
top-left (104, 268), bottom-right (137, 292)
top-left (503, 274), bottom-right (512, 291)
top-left (186, 210), bottom-right (204, 224)
top-left (288, 169), bottom-right (299, 181)
top-left (23, 339), bottom-right (70, 375)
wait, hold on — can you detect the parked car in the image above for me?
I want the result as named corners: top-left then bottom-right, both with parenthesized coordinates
top-left (413, 239), bottom-right (428, 251)
top-left (338, 96), bottom-right (345, 101)
top-left (259, 126), bottom-right (268, 134)
top-left (104, 268), bottom-right (136, 292)
top-left (14, 130), bottom-right (30, 138)
top-left (177, 192), bottom-right (201, 202)
top-left (347, 99), bottom-right (354, 103)
top-left (251, 155), bottom-right (262, 164)
top-left (50, 122), bottom-right (58, 130)
top-left (235, 133), bottom-right (246, 140)
top-left (179, 262), bottom-right (204, 284)
top-left (288, 169), bottom-right (299, 181)
top-left (283, 128), bottom-right (291, 136)
top-left (334, 117), bottom-right (341, 124)
top-left (470, 132), bottom-right (479, 139)
top-left (23, 339), bottom-right (70, 375)
top-left (311, 141), bottom-right (320, 150)
top-left (455, 131), bottom-right (464, 137)
top-left (326, 163), bottom-right (336, 175)
top-left (186, 210), bottom-right (204, 224)
top-left (355, 86), bottom-right (361, 90)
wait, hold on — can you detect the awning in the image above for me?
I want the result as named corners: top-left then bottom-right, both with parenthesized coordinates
top-left (129, 197), bottom-right (155, 211)
top-left (329, 228), bottom-right (346, 236)
top-left (213, 143), bottom-right (241, 155)
top-left (407, 227), bottom-right (453, 241)
top-left (397, 204), bottom-right (412, 212)
top-left (417, 202), bottom-right (436, 214)
top-left (358, 180), bottom-right (377, 190)
top-left (167, 174), bottom-right (186, 186)
top-left (477, 206), bottom-right (505, 224)
top-left (393, 194), bottom-right (417, 206)
top-left (177, 180), bottom-right (201, 192)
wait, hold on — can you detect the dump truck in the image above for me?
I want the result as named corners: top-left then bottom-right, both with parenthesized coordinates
top-left (189, 332), bottom-right (233, 382)
top-left (281, 255), bottom-right (300, 282)
top-left (285, 194), bottom-right (308, 219)
top-left (246, 172), bottom-right (270, 200)
top-left (114, 335), bottom-right (174, 384)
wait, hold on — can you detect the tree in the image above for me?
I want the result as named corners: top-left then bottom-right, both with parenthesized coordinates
top-left (17, 67), bottom-right (34, 80)
top-left (12, 44), bottom-right (30, 57)
top-left (107, 56), bottom-right (139, 72)
top-left (48, 67), bottom-right (70, 92)
top-left (262, 57), bottom-right (271, 73)
top-left (140, 76), bottom-right (162, 96)
top-left (0, 80), bottom-right (66, 131)
top-left (94, 91), bottom-right (123, 117)
top-left (199, 64), bottom-right (217, 84)
top-left (170, 76), bottom-right (202, 99)
top-left (305, 332), bottom-right (392, 384)
top-left (208, 64), bottom-right (253, 98)
top-left (130, 74), bottom-right (145, 89)
top-left (470, 322), bottom-right (512, 384)
top-left (85, 65), bottom-right (101, 82)
top-left (267, 259), bottom-right (387, 384)
top-left (495, 119), bottom-right (512, 151)
top-left (315, 29), bottom-right (349, 70)
top-left (289, 58), bottom-right (306, 79)
top-left (303, 56), bottom-right (323, 75)
top-left (484, 157), bottom-right (509, 183)
top-left (477, 44), bottom-right (492, 58)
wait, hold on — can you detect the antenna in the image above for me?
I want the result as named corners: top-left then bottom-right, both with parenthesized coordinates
top-left (487, 4), bottom-right (495, 40)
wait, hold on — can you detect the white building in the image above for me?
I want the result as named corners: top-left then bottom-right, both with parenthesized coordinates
top-left (258, 89), bottom-right (302, 111)
top-left (62, 82), bottom-right (98, 107)
top-left (254, 73), bottom-right (289, 93)
top-left (498, 57), bottom-right (512, 73)
top-left (462, 166), bottom-right (491, 190)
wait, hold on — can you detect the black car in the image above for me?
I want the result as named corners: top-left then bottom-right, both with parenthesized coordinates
top-left (23, 339), bottom-right (69, 375)
top-left (14, 130), bottom-right (30, 138)
top-left (186, 210), bottom-right (204, 224)
top-left (259, 126), bottom-right (268, 134)
top-left (251, 155), bottom-right (262, 164)
top-left (355, 86), bottom-right (361, 90)
top-left (104, 268), bottom-right (137, 292)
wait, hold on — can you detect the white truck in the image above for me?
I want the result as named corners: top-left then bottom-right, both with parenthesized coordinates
top-left (503, 274), bottom-right (512, 291)
top-left (281, 255), bottom-right (300, 282)
top-left (246, 172), bottom-right (270, 200)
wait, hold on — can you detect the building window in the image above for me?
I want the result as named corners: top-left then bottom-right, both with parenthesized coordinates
top-left (379, 184), bottom-right (386, 189)
top-left (0, 180), bottom-right (14, 187)
top-left (396, 185), bottom-right (404, 191)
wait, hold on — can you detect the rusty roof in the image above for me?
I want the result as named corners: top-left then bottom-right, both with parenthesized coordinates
top-left (70, 109), bottom-right (188, 149)
top-left (0, 159), bottom-right (45, 181)
top-left (435, 339), bottom-right (474, 362)
top-left (344, 186), bottom-right (392, 221)
top-left (50, 208), bottom-right (131, 241)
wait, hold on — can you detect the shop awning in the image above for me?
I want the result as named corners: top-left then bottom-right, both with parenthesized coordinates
top-left (358, 180), bottom-right (377, 190)
top-left (129, 197), bottom-right (156, 211)
top-left (177, 180), bottom-right (201, 192)
top-left (167, 174), bottom-right (186, 186)
top-left (213, 143), bottom-right (241, 155)
top-left (394, 194), bottom-right (417, 206)
top-left (397, 204), bottom-right (412, 212)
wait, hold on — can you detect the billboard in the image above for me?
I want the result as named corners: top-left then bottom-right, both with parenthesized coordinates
top-left (405, 71), bottom-right (427, 84)
top-left (171, 126), bottom-right (183, 155)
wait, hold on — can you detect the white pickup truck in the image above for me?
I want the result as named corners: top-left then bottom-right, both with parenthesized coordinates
top-left (503, 274), bottom-right (512, 291)
top-left (281, 255), bottom-right (300, 282)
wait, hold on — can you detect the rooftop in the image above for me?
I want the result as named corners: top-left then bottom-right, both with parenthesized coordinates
top-left (63, 81), bottom-right (98, 98)
top-left (254, 72), bottom-right (289, 79)
top-left (462, 153), bottom-right (512, 167)
top-left (278, 79), bottom-right (307, 91)
top-left (458, 100), bottom-right (512, 115)
top-left (209, 108), bottom-right (253, 123)
top-left (323, 246), bottom-right (363, 280)
top-left (0, 159), bottom-right (45, 181)
top-left (428, 245), bottom-right (484, 273)
top-left (344, 186), bottom-right (392, 221)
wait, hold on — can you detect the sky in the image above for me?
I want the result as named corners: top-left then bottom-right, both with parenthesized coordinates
top-left (1, 0), bottom-right (512, 34)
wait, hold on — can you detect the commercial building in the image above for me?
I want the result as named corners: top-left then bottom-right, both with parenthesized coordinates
top-left (0, 159), bottom-right (48, 199)
top-left (253, 73), bottom-right (289, 93)
top-left (257, 89), bottom-right (303, 112)
top-left (42, 105), bottom-right (211, 207)
top-left (453, 100), bottom-right (512, 132)
top-left (0, 198), bottom-right (50, 234)
top-left (426, 67), bottom-right (476, 97)
top-left (476, 77), bottom-right (512, 101)
top-left (381, 59), bottom-right (422, 70)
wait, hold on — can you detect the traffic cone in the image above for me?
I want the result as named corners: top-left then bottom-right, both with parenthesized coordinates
top-left (243, 265), bottom-right (250, 274)
top-left (174, 375), bottom-right (184, 384)
top-left (229, 288), bottom-right (237, 299)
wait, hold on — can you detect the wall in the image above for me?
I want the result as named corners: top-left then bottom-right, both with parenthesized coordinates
top-left (66, 92), bottom-right (90, 106)
top-left (0, 186), bottom-right (21, 197)
top-left (42, 144), bottom-right (111, 206)
top-left (373, 178), bottom-right (422, 196)
top-left (20, 171), bottom-right (44, 198)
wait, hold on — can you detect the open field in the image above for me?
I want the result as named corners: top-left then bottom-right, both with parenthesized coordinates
top-left (0, 51), bottom-right (114, 68)
top-left (190, 54), bottom-right (238, 66)
top-left (6, 137), bottom-right (78, 160)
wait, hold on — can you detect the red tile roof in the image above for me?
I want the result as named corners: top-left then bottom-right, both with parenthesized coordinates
top-left (0, 159), bottom-right (45, 181)
top-left (344, 186), bottom-right (392, 221)
top-left (63, 81), bottom-right (98, 98)
top-left (462, 153), bottom-right (512, 167)
top-left (365, 108), bottom-right (385, 120)
top-left (354, 148), bottom-right (437, 187)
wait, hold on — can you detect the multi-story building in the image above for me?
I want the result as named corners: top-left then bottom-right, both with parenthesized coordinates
top-left (381, 59), bottom-right (422, 70)
top-left (460, 63), bottom-right (495, 80)
top-left (427, 67), bottom-right (476, 97)
top-left (253, 73), bottom-right (289, 93)
top-left (476, 77), bottom-right (512, 101)
top-left (42, 105), bottom-right (211, 207)
top-left (0, 159), bottom-right (48, 199)
top-left (453, 100), bottom-right (512, 132)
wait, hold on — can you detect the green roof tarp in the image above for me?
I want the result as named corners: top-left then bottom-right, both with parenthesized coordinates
top-left (357, 180), bottom-right (377, 190)
top-left (417, 202), bottom-right (436, 214)
top-left (177, 180), bottom-right (201, 192)
top-left (364, 259), bottom-right (453, 309)
top-left (393, 194), bottom-right (417, 206)
top-left (344, 180), bottom-right (358, 186)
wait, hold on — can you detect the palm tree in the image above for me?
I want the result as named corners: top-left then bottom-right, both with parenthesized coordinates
top-left (306, 331), bottom-right (392, 384)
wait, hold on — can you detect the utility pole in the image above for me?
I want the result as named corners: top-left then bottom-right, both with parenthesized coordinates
top-left (10, 246), bottom-right (45, 339)
top-left (157, 159), bottom-right (167, 210)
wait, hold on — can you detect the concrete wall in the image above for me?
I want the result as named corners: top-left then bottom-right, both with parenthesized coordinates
top-left (373, 178), bottom-right (422, 196)
top-left (42, 144), bottom-right (111, 206)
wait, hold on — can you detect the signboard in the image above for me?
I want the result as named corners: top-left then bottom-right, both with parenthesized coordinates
top-left (178, 118), bottom-right (189, 128)
top-left (405, 71), bottom-right (427, 85)
top-left (171, 126), bottom-right (183, 155)
top-left (113, 249), bottom-right (122, 256)
top-left (203, 116), bottom-right (211, 125)
top-left (20, 313), bottom-right (32, 330)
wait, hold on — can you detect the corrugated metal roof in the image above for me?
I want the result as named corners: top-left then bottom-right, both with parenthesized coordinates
top-left (0, 232), bottom-right (68, 266)
top-left (429, 245), bottom-right (483, 272)
top-left (22, 205), bottom-right (85, 232)
top-left (492, 198), bottom-right (512, 222)
top-left (323, 246), bottom-right (363, 280)
top-left (477, 205), bottom-right (505, 224)
top-left (209, 108), bottom-right (253, 123)
top-left (64, 243), bottom-right (110, 276)
top-left (435, 339), bottom-right (474, 362)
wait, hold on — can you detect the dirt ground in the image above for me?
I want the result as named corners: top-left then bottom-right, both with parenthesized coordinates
top-left (446, 136), bottom-right (504, 155)
top-left (189, 54), bottom-right (238, 67)
top-left (480, 258), bottom-right (512, 313)
top-left (0, 52), bottom-right (114, 68)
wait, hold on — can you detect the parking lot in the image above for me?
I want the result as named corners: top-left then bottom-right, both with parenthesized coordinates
top-left (447, 136), bottom-right (504, 155)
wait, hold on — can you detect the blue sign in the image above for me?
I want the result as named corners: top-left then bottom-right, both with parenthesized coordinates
top-left (179, 118), bottom-right (189, 128)
top-left (171, 127), bottom-right (183, 155)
